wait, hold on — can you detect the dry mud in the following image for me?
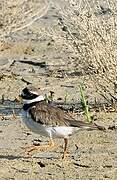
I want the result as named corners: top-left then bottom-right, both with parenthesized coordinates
top-left (0, 0), bottom-right (117, 179)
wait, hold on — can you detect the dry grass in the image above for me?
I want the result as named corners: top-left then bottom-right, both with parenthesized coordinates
top-left (53, 0), bottom-right (117, 103)
top-left (0, 0), bottom-right (50, 39)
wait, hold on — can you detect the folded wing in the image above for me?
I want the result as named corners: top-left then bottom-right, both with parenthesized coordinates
top-left (28, 101), bottom-right (105, 131)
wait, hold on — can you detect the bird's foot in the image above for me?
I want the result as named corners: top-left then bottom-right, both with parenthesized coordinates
top-left (23, 139), bottom-right (55, 154)
top-left (62, 150), bottom-right (69, 159)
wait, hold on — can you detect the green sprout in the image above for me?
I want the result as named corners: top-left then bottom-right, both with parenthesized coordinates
top-left (80, 84), bottom-right (93, 123)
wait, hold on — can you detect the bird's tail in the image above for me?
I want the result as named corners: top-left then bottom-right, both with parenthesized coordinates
top-left (68, 119), bottom-right (106, 131)
top-left (85, 122), bottom-right (106, 131)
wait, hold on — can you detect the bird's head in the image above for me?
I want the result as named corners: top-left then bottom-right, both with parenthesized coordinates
top-left (18, 85), bottom-right (44, 104)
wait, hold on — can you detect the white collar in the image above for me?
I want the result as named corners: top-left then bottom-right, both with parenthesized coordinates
top-left (23, 95), bottom-right (44, 104)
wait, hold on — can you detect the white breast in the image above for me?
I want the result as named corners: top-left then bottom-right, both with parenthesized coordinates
top-left (21, 110), bottom-right (48, 137)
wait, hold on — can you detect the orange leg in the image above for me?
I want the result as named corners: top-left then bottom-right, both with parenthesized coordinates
top-left (25, 139), bottom-right (55, 154)
top-left (62, 138), bottom-right (69, 159)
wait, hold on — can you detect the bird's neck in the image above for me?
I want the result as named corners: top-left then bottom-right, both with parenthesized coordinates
top-left (23, 95), bottom-right (44, 104)
top-left (23, 95), bottom-right (44, 111)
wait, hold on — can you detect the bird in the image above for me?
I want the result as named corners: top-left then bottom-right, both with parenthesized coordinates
top-left (19, 85), bottom-right (105, 159)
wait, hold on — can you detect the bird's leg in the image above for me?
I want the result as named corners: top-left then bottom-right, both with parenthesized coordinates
top-left (25, 138), bottom-right (55, 154)
top-left (62, 138), bottom-right (69, 159)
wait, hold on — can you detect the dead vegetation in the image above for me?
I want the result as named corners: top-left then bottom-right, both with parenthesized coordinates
top-left (0, 0), bottom-right (50, 39)
top-left (53, 0), bottom-right (117, 103)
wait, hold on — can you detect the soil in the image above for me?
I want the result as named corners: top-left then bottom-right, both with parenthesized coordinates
top-left (0, 0), bottom-right (117, 179)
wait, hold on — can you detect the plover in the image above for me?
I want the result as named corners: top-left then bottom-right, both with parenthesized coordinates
top-left (19, 85), bottom-right (105, 158)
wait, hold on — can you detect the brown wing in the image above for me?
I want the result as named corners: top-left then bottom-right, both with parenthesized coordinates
top-left (28, 101), bottom-right (105, 130)
top-left (28, 101), bottom-right (74, 126)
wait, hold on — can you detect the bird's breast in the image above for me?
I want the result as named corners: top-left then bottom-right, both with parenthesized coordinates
top-left (20, 110), bottom-right (48, 136)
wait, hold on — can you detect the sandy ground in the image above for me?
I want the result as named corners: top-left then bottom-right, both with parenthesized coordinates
top-left (0, 0), bottom-right (117, 179)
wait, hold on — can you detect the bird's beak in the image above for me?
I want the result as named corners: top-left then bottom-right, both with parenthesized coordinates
top-left (15, 95), bottom-right (22, 103)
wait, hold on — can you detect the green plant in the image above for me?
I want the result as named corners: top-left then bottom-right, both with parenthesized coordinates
top-left (80, 84), bottom-right (93, 123)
